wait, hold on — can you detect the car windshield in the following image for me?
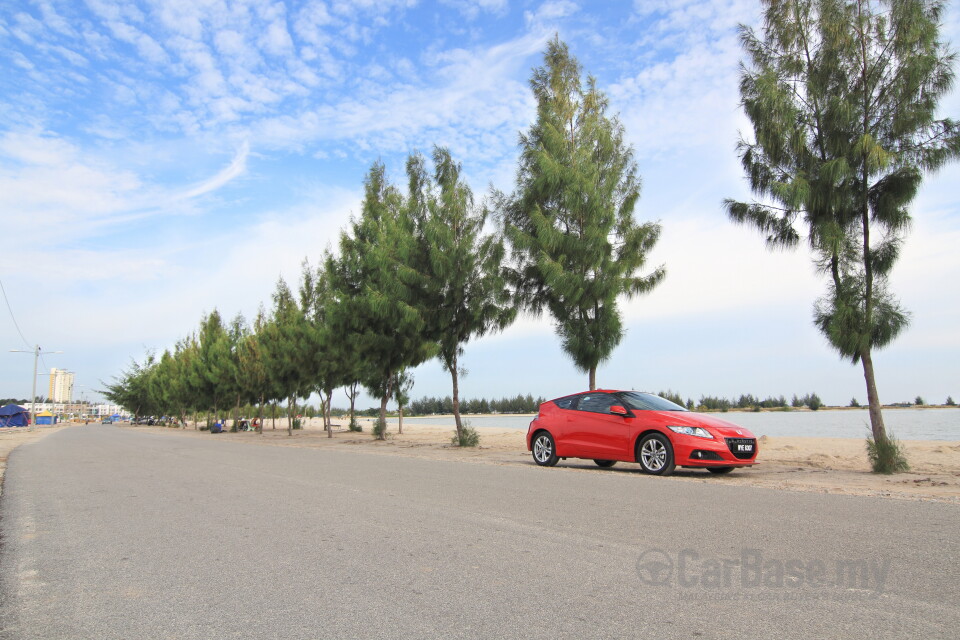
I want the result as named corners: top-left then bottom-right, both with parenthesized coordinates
top-left (617, 392), bottom-right (688, 412)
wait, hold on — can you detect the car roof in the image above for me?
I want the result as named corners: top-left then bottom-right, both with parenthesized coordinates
top-left (549, 389), bottom-right (626, 401)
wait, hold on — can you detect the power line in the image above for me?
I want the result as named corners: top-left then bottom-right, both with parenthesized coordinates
top-left (0, 278), bottom-right (32, 349)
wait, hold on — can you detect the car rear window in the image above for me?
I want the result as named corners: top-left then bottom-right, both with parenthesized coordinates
top-left (553, 395), bottom-right (579, 410)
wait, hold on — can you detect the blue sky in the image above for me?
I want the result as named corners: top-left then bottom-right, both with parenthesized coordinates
top-left (2, 0), bottom-right (959, 410)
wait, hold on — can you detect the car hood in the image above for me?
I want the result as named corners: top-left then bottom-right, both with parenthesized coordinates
top-left (645, 411), bottom-right (756, 438)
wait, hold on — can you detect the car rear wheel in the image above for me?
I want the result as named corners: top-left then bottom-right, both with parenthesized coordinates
top-left (637, 433), bottom-right (675, 476)
top-left (593, 460), bottom-right (617, 468)
top-left (532, 432), bottom-right (559, 467)
top-left (707, 466), bottom-right (735, 475)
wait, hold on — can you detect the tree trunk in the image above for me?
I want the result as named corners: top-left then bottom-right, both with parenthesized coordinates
top-left (861, 347), bottom-right (888, 444)
top-left (589, 365), bottom-right (597, 391)
top-left (378, 394), bottom-right (389, 441)
top-left (287, 396), bottom-right (294, 436)
top-left (325, 388), bottom-right (333, 438)
top-left (347, 382), bottom-right (358, 430)
top-left (257, 394), bottom-right (264, 434)
top-left (451, 354), bottom-right (463, 443)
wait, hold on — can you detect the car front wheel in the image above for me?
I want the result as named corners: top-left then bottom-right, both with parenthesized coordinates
top-left (532, 432), bottom-right (559, 467)
top-left (637, 433), bottom-right (675, 476)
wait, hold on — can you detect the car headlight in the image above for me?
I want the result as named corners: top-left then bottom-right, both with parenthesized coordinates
top-left (667, 425), bottom-right (714, 439)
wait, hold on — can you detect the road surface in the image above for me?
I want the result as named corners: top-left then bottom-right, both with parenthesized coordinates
top-left (1, 425), bottom-right (958, 639)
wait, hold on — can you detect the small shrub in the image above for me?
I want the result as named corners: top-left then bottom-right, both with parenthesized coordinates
top-left (452, 423), bottom-right (480, 447)
top-left (947, 396), bottom-right (956, 406)
top-left (866, 432), bottom-right (909, 474)
top-left (348, 417), bottom-right (362, 432)
top-left (199, 424), bottom-right (210, 431)
top-left (849, 398), bottom-right (861, 407)
top-left (292, 418), bottom-right (302, 430)
top-left (372, 417), bottom-right (386, 439)
top-left (914, 396), bottom-right (925, 406)
top-left (807, 393), bottom-right (822, 411)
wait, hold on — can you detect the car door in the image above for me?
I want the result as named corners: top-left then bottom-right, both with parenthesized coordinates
top-left (568, 393), bottom-right (630, 459)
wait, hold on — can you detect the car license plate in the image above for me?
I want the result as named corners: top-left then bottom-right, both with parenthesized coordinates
top-left (738, 444), bottom-right (753, 452)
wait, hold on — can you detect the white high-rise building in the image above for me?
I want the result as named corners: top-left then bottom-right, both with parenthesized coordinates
top-left (49, 368), bottom-right (75, 402)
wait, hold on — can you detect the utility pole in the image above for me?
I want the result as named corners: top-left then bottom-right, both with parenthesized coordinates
top-left (10, 345), bottom-right (63, 426)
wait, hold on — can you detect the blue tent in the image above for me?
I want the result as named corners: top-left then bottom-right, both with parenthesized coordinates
top-left (0, 404), bottom-right (29, 427)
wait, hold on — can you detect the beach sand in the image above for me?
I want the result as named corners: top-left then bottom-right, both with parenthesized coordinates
top-left (3, 419), bottom-right (959, 503)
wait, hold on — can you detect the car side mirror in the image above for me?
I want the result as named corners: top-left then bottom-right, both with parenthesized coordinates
top-left (610, 405), bottom-right (628, 416)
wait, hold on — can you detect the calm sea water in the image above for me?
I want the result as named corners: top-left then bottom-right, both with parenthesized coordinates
top-left (394, 408), bottom-right (960, 440)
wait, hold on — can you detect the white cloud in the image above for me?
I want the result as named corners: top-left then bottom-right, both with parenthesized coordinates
top-left (178, 141), bottom-right (250, 199)
top-left (524, 0), bottom-right (579, 27)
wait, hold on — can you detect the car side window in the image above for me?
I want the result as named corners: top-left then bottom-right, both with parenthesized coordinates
top-left (553, 395), bottom-right (580, 410)
top-left (576, 394), bottom-right (617, 414)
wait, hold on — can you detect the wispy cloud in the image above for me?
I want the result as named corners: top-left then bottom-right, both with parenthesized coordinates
top-left (178, 141), bottom-right (250, 200)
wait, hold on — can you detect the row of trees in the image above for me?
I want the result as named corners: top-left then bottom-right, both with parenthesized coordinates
top-left (408, 394), bottom-right (546, 416)
top-left (665, 391), bottom-right (823, 412)
top-left (104, 38), bottom-right (666, 444)
top-left (105, 4), bottom-right (959, 472)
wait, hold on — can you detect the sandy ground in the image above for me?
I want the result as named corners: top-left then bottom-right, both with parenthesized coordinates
top-left (93, 416), bottom-right (960, 504)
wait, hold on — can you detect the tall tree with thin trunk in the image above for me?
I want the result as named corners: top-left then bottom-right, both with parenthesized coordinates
top-left (500, 36), bottom-right (665, 390)
top-left (327, 161), bottom-right (435, 439)
top-left (261, 278), bottom-right (310, 436)
top-left (726, 0), bottom-right (960, 472)
top-left (299, 259), bottom-right (343, 438)
top-left (408, 147), bottom-right (515, 444)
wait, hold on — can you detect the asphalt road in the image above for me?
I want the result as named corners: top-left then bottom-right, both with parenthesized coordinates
top-left (1, 425), bottom-right (958, 640)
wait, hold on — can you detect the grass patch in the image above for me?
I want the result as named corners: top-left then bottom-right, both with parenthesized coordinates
top-left (451, 422), bottom-right (480, 447)
top-left (866, 431), bottom-right (909, 474)
top-left (372, 417), bottom-right (387, 439)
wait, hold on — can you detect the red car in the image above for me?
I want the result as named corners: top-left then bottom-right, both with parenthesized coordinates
top-left (526, 390), bottom-right (758, 475)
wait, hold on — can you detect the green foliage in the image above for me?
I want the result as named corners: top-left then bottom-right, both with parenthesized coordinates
top-left (947, 396), bottom-right (956, 407)
top-left (914, 396), bottom-right (925, 406)
top-left (103, 352), bottom-right (158, 419)
top-left (451, 422), bottom-right (480, 447)
top-left (348, 418), bottom-right (362, 432)
top-left (866, 433), bottom-right (910, 474)
top-left (849, 397), bottom-right (861, 408)
top-left (500, 37), bottom-right (665, 389)
top-left (371, 417), bottom-right (387, 439)
top-left (409, 394), bottom-right (544, 415)
top-left (406, 146), bottom-right (515, 440)
top-left (727, 0), bottom-right (960, 445)
top-left (327, 161), bottom-right (437, 436)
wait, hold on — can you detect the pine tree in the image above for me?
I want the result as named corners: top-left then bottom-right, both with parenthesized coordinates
top-left (327, 161), bottom-right (435, 439)
top-left (500, 37), bottom-right (665, 390)
top-left (407, 146), bottom-right (515, 444)
top-left (726, 0), bottom-right (960, 472)
top-left (299, 259), bottom-right (347, 438)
